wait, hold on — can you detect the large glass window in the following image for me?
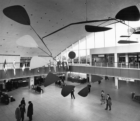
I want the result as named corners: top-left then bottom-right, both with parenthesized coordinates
top-left (73, 42), bottom-right (78, 50)
top-left (79, 50), bottom-right (86, 64)
top-left (79, 38), bottom-right (86, 50)
top-left (87, 34), bottom-right (95, 49)
top-left (95, 32), bottom-right (104, 48)
top-left (56, 20), bottom-right (140, 62)
top-left (104, 24), bottom-right (116, 47)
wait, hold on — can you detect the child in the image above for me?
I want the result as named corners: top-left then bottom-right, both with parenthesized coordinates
top-left (100, 90), bottom-right (105, 105)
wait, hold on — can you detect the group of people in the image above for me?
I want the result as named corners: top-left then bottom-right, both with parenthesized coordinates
top-left (0, 91), bottom-right (15, 105)
top-left (100, 90), bottom-right (112, 111)
top-left (2, 80), bottom-right (19, 92)
top-left (15, 98), bottom-right (33, 121)
top-left (32, 85), bottom-right (44, 93)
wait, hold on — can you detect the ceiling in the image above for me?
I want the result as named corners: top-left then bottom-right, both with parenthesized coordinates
top-left (0, 0), bottom-right (140, 58)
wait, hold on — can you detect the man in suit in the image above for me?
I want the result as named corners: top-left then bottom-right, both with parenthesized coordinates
top-left (15, 105), bottom-right (21, 121)
top-left (87, 83), bottom-right (91, 93)
top-left (21, 97), bottom-right (26, 106)
top-left (105, 94), bottom-right (112, 111)
top-left (27, 101), bottom-right (33, 121)
top-left (20, 104), bottom-right (26, 121)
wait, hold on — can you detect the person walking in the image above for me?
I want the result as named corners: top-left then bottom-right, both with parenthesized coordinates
top-left (100, 90), bottom-right (105, 105)
top-left (71, 89), bottom-right (75, 99)
top-left (15, 105), bottom-right (21, 121)
top-left (27, 101), bottom-right (33, 121)
top-left (20, 104), bottom-right (26, 121)
top-left (88, 83), bottom-right (91, 93)
top-left (21, 97), bottom-right (26, 106)
top-left (105, 94), bottom-right (112, 111)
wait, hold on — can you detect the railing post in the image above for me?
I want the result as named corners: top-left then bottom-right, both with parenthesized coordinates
top-left (138, 63), bottom-right (139, 68)
top-left (121, 63), bottom-right (122, 68)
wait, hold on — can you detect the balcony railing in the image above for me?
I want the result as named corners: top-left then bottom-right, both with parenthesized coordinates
top-left (69, 62), bottom-right (140, 69)
top-left (1, 61), bottom-right (140, 70)
top-left (0, 62), bottom-right (29, 70)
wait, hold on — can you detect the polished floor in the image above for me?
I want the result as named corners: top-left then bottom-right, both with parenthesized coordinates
top-left (0, 79), bottom-right (140, 121)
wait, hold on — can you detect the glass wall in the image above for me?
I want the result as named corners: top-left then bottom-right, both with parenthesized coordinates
top-left (57, 20), bottom-right (140, 64)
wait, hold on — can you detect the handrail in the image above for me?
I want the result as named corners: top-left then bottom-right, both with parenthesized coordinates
top-left (0, 61), bottom-right (140, 70)
top-left (69, 62), bottom-right (140, 69)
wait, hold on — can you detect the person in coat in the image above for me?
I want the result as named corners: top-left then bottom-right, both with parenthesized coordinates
top-left (100, 90), bottom-right (105, 105)
top-left (20, 104), bottom-right (26, 121)
top-left (27, 101), bottom-right (33, 121)
top-left (105, 94), bottom-right (112, 110)
top-left (15, 105), bottom-right (21, 121)
top-left (21, 97), bottom-right (26, 106)
top-left (87, 83), bottom-right (91, 93)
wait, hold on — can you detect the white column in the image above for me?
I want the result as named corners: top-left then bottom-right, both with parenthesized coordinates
top-left (90, 53), bottom-right (92, 66)
top-left (115, 77), bottom-right (118, 89)
top-left (125, 54), bottom-right (129, 66)
top-left (65, 72), bottom-right (69, 81)
top-left (29, 77), bottom-right (34, 89)
top-left (87, 74), bottom-right (91, 83)
top-left (89, 74), bottom-right (92, 82)
top-left (85, 37), bottom-right (87, 64)
top-left (78, 40), bottom-right (80, 64)
top-left (114, 53), bottom-right (118, 67)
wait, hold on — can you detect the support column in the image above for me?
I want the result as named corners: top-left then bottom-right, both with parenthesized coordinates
top-left (85, 37), bottom-right (87, 64)
top-left (115, 77), bottom-right (118, 89)
top-left (89, 74), bottom-right (91, 83)
top-left (125, 54), bottom-right (129, 66)
top-left (65, 72), bottom-right (69, 81)
top-left (87, 74), bottom-right (91, 83)
top-left (114, 53), bottom-right (118, 67)
top-left (78, 40), bottom-right (80, 64)
top-left (28, 77), bottom-right (34, 89)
